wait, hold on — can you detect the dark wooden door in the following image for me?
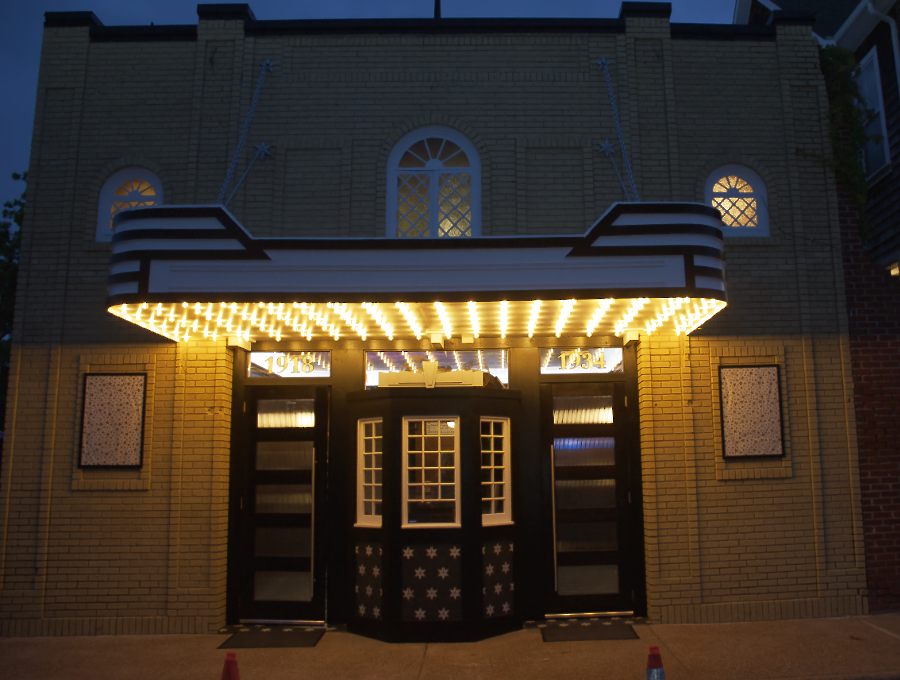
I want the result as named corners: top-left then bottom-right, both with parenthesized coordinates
top-left (235, 386), bottom-right (329, 623)
top-left (541, 381), bottom-right (637, 615)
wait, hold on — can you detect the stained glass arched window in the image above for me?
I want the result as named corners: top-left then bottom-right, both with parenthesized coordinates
top-left (705, 165), bottom-right (768, 236)
top-left (387, 127), bottom-right (481, 238)
top-left (96, 168), bottom-right (163, 242)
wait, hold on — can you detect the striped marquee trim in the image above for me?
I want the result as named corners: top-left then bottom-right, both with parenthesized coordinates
top-left (108, 202), bottom-right (727, 306)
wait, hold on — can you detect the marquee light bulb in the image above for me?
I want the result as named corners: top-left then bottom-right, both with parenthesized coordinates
top-left (434, 302), bottom-right (452, 338)
top-left (468, 301), bottom-right (480, 339)
top-left (554, 299), bottom-right (576, 337)
top-left (527, 300), bottom-right (542, 338)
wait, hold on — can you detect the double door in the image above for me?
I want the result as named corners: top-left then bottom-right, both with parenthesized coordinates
top-left (541, 382), bottom-right (639, 615)
top-left (231, 386), bottom-right (329, 623)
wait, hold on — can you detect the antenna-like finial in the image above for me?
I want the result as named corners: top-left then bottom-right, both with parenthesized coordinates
top-left (435, 0), bottom-right (441, 19)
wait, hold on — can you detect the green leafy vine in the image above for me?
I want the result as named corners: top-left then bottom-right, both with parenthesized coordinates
top-left (818, 45), bottom-right (878, 241)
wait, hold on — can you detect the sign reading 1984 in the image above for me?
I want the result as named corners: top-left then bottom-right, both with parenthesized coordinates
top-left (248, 351), bottom-right (331, 378)
top-left (539, 347), bottom-right (624, 374)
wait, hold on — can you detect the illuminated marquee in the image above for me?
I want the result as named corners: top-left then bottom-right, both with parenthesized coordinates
top-left (106, 202), bottom-right (728, 343)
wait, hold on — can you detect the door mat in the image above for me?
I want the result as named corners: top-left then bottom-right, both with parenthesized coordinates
top-left (218, 625), bottom-right (325, 649)
top-left (539, 618), bottom-right (640, 642)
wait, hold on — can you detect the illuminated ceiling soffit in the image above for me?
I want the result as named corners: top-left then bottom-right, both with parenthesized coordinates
top-left (107, 202), bottom-right (728, 343)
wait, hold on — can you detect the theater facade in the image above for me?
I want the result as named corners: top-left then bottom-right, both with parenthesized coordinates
top-left (0, 3), bottom-right (870, 638)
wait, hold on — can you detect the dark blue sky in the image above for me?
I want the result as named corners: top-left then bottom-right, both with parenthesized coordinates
top-left (0, 1), bottom-right (735, 204)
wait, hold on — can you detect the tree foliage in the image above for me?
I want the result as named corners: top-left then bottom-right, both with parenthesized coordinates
top-left (818, 46), bottom-right (876, 239)
top-left (0, 172), bottom-right (25, 432)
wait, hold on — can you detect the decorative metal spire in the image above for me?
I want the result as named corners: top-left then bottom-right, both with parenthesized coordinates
top-left (224, 142), bottom-right (274, 207)
top-left (597, 58), bottom-right (639, 202)
top-left (598, 139), bottom-right (630, 201)
top-left (435, 0), bottom-right (441, 19)
top-left (218, 59), bottom-right (276, 205)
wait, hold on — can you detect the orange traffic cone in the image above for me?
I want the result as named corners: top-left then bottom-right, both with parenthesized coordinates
top-left (646, 646), bottom-right (666, 680)
top-left (221, 651), bottom-right (240, 680)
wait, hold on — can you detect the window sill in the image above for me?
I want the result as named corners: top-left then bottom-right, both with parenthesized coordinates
top-left (482, 519), bottom-right (514, 527)
top-left (401, 523), bottom-right (461, 529)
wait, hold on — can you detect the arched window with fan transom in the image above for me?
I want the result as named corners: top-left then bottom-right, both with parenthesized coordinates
top-left (704, 164), bottom-right (769, 237)
top-left (95, 168), bottom-right (163, 242)
top-left (387, 127), bottom-right (481, 238)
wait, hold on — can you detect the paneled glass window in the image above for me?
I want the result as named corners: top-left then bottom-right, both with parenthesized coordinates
top-left (481, 418), bottom-right (512, 525)
top-left (357, 419), bottom-right (384, 526)
top-left (857, 47), bottom-right (891, 177)
top-left (388, 126), bottom-right (481, 238)
top-left (704, 164), bottom-right (769, 236)
top-left (403, 417), bottom-right (460, 527)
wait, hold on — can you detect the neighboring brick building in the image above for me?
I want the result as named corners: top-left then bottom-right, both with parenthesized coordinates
top-left (738, 0), bottom-right (900, 612)
top-left (0, 3), bottom-right (872, 638)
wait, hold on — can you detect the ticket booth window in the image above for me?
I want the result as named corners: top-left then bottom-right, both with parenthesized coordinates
top-left (357, 419), bottom-right (384, 527)
top-left (480, 417), bottom-right (512, 525)
top-left (402, 417), bottom-right (461, 527)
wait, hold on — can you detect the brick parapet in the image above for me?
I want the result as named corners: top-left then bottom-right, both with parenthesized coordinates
top-left (838, 189), bottom-right (900, 612)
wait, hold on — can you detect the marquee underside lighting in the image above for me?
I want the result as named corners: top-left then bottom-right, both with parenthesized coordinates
top-left (108, 297), bottom-right (727, 344)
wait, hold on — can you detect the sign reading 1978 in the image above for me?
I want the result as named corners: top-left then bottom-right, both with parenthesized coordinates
top-left (539, 347), bottom-right (624, 374)
top-left (248, 351), bottom-right (331, 378)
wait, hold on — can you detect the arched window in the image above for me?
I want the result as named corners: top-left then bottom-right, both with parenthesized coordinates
top-left (96, 168), bottom-right (163, 242)
top-left (705, 165), bottom-right (769, 236)
top-left (387, 127), bottom-right (481, 238)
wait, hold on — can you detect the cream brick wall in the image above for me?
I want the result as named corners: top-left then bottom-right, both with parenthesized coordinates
top-left (0, 9), bottom-right (867, 634)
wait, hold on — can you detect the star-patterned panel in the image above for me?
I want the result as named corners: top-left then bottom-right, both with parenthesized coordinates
top-left (483, 540), bottom-right (514, 618)
top-left (355, 541), bottom-right (383, 620)
top-left (401, 543), bottom-right (462, 622)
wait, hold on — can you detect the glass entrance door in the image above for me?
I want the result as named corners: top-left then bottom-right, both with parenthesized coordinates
top-left (542, 382), bottom-right (635, 614)
top-left (236, 386), bottom-right (328, 623)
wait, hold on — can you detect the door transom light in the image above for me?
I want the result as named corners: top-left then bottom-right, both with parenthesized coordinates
top-left (106, 202), bottom-right (728, 342)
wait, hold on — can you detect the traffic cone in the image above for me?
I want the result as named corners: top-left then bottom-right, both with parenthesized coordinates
top-left (646, 646), bottom-right (666, 680)
top-left (221, 651), bottom-right (240, 680)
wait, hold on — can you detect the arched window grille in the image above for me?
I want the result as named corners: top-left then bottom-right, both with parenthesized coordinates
top-left (387, 127), bottom-right (481, 238)
top-left (705, 165), bottom-right (769, 236)
top-left (96, 168), bottom-right (163, 242)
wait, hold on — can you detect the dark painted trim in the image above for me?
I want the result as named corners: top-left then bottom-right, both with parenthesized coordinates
top-left (107, 271), bottom-right (141, 286)
top-left (108, 287), bottom-right (728, 308)
top-left (694, 265), bottom-right (724, 280)
top-left (90, 25), bottom-right (198, 42)
top-left (112, 228), bottom-right (249, 244)
top-left (139, 258), bottom-right (151, 295)
top-left (113, 206), bottom-right (268, 258)
top-left (109, 251), bottom-right (264, 266)
top-left (580, 202), bottom-right (723, 249)
top-left (256, 235), bottom-right (582, 251)
top-left (619, 2), bottom-right (672, 19)
top-left (572, 245), bottom-right (723, 259)
top-left (670, 23), bottom-right (776, 40)
top-left (111, 205), bottom-right (722, 259)
top-left (44, 11), bottom-right (102, 28)
top-left (684, 254), bottom-right (696, 289)
top-left (108, 203), bottom-right (727, 307)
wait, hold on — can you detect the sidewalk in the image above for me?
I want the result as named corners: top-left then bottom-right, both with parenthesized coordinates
top-left (1, 613), bottom-right (898, 680)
